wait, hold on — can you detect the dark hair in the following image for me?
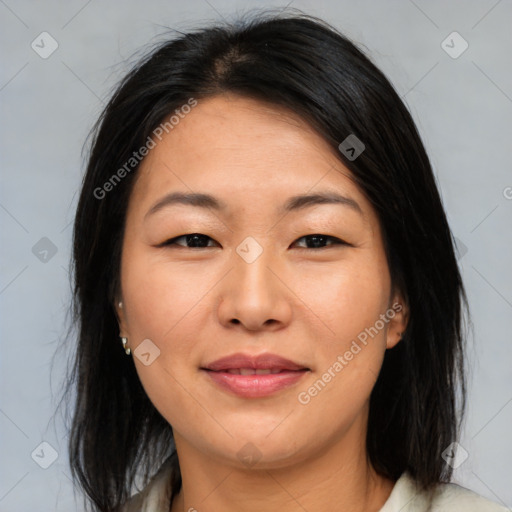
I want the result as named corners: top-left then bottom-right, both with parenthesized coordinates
top-left (60, 9), bottom-right (467, 511)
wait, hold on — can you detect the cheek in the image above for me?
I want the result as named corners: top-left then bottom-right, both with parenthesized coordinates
top-left (120, 245), bottom-right (210, 343)
top-left (292, 254), bottom-right (391, 405)
top-left (293, 254), bottom-right (391, 346)
top-left (120, 253), bottom-right (207, 427)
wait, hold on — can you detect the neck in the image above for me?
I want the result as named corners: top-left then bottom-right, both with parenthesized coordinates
top-left (170, 416), bottom-right (395, 512)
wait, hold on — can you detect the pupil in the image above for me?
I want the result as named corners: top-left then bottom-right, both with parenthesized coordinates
top-left (187, 234), bottom-right (208, 247)
top-left (309, 235), bottom-right (325, 248)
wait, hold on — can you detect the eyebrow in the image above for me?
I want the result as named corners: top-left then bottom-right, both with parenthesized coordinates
top-left (144, 190), bottom-right (363, 220)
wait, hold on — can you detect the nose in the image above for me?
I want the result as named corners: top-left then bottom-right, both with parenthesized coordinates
top-left (216, 242), bottom-right (292, 332)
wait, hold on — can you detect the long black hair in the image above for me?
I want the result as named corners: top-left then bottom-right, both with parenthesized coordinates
top-left (59, 9), bottom-right (467, 511)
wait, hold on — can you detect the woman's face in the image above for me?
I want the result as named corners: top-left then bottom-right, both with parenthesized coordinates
top-left (116, 94), bottom-right (407, 469)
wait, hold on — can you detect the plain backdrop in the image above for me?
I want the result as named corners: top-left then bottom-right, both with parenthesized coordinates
top-left (0, 1), bottom-right (511, 510)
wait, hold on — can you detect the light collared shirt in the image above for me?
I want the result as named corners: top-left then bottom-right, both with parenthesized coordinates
top-left (122, 459), bottom-right (509, 512)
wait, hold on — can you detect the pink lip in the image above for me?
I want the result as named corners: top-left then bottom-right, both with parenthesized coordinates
top-left (201, 352), bottom-right (310, 398)
top-left (204, 352), bottom-right (307, 372)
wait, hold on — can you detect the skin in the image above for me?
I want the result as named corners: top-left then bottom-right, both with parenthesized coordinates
top-left (116, 93), bottom-right (408, 512)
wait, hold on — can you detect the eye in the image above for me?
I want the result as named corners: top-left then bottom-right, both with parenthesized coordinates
top-left (161, 233), bottom-right (219, 249)
top-left (292, 234), bottom-right (348, 249)
top-left (159, 233), bottom-right (348, 250)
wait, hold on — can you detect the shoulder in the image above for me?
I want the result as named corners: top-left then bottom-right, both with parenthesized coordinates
top-left (121, 456), bottom-right (176, 512)
top-left (430, 480), bottom-right (509, 511)
top-left (379, 472), bottom-right (509, 512)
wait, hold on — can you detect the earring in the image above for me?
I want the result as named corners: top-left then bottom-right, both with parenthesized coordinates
top-left (121, 336), bottom-right (131, 355)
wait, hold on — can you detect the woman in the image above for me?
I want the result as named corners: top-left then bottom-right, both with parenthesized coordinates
top-left (64, 10), bottom-right (507, 512)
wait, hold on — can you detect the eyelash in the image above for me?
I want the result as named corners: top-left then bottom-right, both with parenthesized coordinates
top-left (160, 233), bottom-right (348, 250)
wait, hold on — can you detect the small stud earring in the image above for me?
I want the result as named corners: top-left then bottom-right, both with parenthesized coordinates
top-left (120, 336), bottom-right (131, 355)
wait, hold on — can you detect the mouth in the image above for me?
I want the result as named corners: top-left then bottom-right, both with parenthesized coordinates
top-left (203, 352), bottom-right (308, 372)
top-left (201, 353), bottom-right (310, 398)
top-left (216, 368), bottom-right (296, 375)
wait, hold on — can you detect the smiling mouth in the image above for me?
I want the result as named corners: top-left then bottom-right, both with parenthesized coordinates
top-left (202, 367), bottom-right (309, 398)
top-left (200, 352), bottom-right (310, 398)
top-left (218, 368), bottom-right (294, 375)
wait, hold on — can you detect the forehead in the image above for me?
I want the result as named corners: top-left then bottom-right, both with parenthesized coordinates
top-left (128, 94), bottom-right (375, 225)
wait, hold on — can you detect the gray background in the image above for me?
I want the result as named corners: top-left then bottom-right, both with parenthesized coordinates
top-left (1, 0), bottom-right (511, 510)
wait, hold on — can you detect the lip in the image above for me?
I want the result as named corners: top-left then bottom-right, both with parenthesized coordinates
top-left (201, 352), bottom-right (310, 398)
top-left (204, 352), bottom-right (307, 372)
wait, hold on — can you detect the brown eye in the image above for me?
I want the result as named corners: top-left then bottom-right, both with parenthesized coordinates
top-left (162, 233), bottom-right (219, 248)
top-left (292, 234), bottom-right (348, 249)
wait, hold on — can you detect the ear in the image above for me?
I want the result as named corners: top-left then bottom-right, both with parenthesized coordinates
top-left (114, 297), bottom-right (129, 337)
top-left (385, 293), bottom-right (409, 350)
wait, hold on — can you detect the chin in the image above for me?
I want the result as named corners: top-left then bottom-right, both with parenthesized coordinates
top-left (200, 428), bottom-right (312, 471)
